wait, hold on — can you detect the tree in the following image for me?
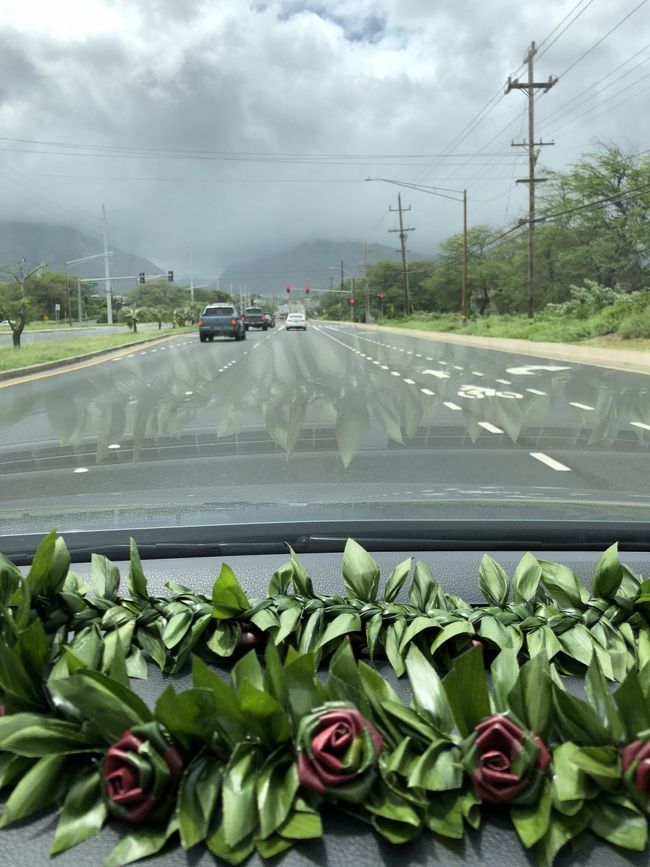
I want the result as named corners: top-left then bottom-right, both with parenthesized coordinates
top-left (0, 260), bottom-right (47, 347)
top-left (119, 306), bottom-right (141, 332)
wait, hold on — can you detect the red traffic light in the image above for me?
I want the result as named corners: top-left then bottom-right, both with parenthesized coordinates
top-left (377, 293), bottom-right (385, 300)
top-left (304, 285), bottom-right (310, 294)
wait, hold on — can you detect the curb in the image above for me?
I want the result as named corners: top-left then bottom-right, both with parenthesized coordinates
top-left (331, 321), bottom-right (650, 376)
top-left (0, 332), bottom-right (187, 383)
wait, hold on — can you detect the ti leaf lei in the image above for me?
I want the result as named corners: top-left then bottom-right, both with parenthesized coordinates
top-left (0, 531), bottom-right (649, 865)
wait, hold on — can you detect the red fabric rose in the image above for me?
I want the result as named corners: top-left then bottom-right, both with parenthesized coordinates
top-left (622, 740), bottom-right (650, 795)
top-left (466, 715), bottom-right (550, 805)
top-left (297, 704), bottom-right (383, 802)
top-left (104, 728), bottom-right (183, 823)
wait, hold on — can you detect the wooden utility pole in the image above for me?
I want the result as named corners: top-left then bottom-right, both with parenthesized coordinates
top-left (506, 41), bottom-right (557, 318)
top-left (389, 193), bottom-right (414, 315)
top-left (462, 189), bottom-right (468, 322)
top-left (363, 243), bottom-right (370, 323)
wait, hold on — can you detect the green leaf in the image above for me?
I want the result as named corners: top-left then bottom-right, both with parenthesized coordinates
top-left (552, 682), bottom-right (611, 746)
top-left (342, 538), bottom-right (380, 601)
top-left (512, 553), bottom-right (542, 604)
top-left (191, 657), bottom-right (247, 745)
top-left (0, 754), bottom-right (67, 827)
top-left (162, 610), bottom-right (193, 650)
top-left (212, 564), bottom-right (250, 619)
top-left (155, 686), bottom-right (217, 742)
top-left (287, 548), bottom-right (314, 597)
top-left (425, 790), bottom-right (464, 839)
top-left (127, 537), bottom-right (148, 599)
top-left (52, 670), bottom-right (152, 742)
top-left (0, 714), bottom-right (99, 755)
top-left (512, 781), bottom-right (552, 848)
top-left (207, 621), bottom-right (241, 657)
top-left (137, 629), bottom-right (167, 670)
top-left (26, 531), bottom-right (70, 597)
top-left (298, 609), bottom-right (323, 655)
top-left (614, 667), bottom-right (650, 737)
top-left (255, 834), bottom-right (293, 858)
top-left (279, 809), bottom-right (322, 840)
top-left (267, 562), bottom-right (293, 595)
top-left (207, 826), bottom-right (254, 865)
top-left (50, 769), bottom-right (107, 854)
top-left (238, 682), bottom-right (291, 745)
top-left (383, 557), bottom-right (412, 603)
top-left (592, 543), bottom-right (623, 598)
top-left (383, 621), bottom-right (406, 677)
top-left (589, 796), bottom-right (647, 850)
top-left (222, 743), bottom-right (260, 847)
top-left (275, 604), bottom-right (302, 645)
top-left (317, 612), bottom-right (361, 649)
top-left (232, 649), bottom-right (264, 692)
top-left (284, 652), bottom-right (324, 719)
top-left (430, 620), bottom-right (475, 656)
top-left (257, 753), bottom-right (298, 839)
top-left (538, 560), bottom-right (587, 608)
top-left (178, 755), bottom-right (222, 849)
top-left (91, 553), bottom-right (120, 600)
top-left (408, 742), bottom-right (462, 791)
top-left (442, 647), bottom-right (491, 737)
top-left (104, 816), bottom-right (178, 867)
top-left (405, 645), bottom-right (454, 735)
top-left (517, 652), bottom-right (552, 739)
top-left (585, 655), bottom-right (624, 740)
top-left (409, 561), bottom-right (440, 610)
top-left (478, 555), bottom-right (509, 606)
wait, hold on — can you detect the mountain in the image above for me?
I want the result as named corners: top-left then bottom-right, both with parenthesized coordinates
top-left (220, 240), bottom-right (433, 297)
top-left (0, 221), bottom-right (162, 279)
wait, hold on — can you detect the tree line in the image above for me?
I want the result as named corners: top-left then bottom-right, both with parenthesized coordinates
top-left (316, 142), bottom-right (650, 321)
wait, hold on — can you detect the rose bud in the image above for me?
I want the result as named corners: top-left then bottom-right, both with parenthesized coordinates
top-left (622, 740), bottom-right (650, 809)
top-left (463, 714), bottom-right (551, 806)
top-left (297, 703), bottom-right (383, 803)
top-left (103, 724), bottom-right (183, 823)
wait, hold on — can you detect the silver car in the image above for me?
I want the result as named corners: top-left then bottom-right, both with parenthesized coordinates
top-left (285, 312), bottom-right (307, 331)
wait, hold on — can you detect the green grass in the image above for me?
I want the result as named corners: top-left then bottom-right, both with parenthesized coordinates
top-left (0, 328), bottom-right (191, 373)
top-left (378, 308), bottom-right (650, 345)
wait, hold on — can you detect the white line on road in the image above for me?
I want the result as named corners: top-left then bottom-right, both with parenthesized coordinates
top-left (526, 388), bottom-right (547, 396)
top-left (496, 379), bottom-right (511, 385)
top-left (420, 388), bottom-right (435, 396)
top-left (569, 402), bottom-right (595, 411)
top-left (390, 371), bottom-right (401, 376)
top-left (443, 401), bottom-right (462, 411)
top-left (530, 452), bottom-right (572, 472)
top-left (631, 421), bottom-right (650, 430)
top-left (478, 421), bottom-right (504, 434)
top-left (472, 371), bottom-right (485, 377)
top-left (403, 378), bottom-right (416, 385)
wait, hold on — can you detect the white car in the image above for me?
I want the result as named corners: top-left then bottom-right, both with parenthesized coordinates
top-left (285, 312), bottom-right (307, 331)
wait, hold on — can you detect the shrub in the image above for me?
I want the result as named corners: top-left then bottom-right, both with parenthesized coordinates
top-left (618, 307), bottom-right (650, 340)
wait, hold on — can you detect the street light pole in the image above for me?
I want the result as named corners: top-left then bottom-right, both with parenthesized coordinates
top-left (64, 251), bottom-right (113, 326)
top-left (462, 188), bottom-right (468, 323)
top-left (101, 205), bottom-right (113, 324)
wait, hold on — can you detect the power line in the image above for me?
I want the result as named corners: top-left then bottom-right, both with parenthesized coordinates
top-left (536, 0), bottom-right (598, 59)
top-left (549, 71), bottom-right (650, 135)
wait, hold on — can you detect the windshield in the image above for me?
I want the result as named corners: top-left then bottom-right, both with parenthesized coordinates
top-left (0, 2), bottom-right (649, 544)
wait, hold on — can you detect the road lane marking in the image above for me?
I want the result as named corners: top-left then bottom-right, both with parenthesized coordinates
top-left (472, 371), bottom-right (485, 377)
top-left (73, 467), bottom-right (89, 474)
top-left (569, 402), bottom-right (595, 411)
top-left (631, 421), bottom-right (650, 430)
top-left (420, 388), bottom-right (435, 396)
top-left (403, 378), bottom-right (416, 385)
top-left (507, 364), bottom-right (571, 375)
top-left (478, 421), bottom-right (504, 434)
top-left (530, 452), bottom-right (572, 472)
top-left (526, 388), bottom-right (547, 396)
top-left (390, 371), bottom-right (401, 376)
top-left (496, 379), bottom-right (511, 385)
top-left (443, 401), bottom-right (462, 410)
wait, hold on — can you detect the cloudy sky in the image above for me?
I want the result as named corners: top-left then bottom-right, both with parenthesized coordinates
top-left (0, 0), bottom-right (648, 277)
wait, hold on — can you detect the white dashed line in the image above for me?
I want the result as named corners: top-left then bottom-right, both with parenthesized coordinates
top-left (420, 388), bottom-right (435, 396)
top-left (526, 388), bottom-right (547, 396)
top-left (530, 452), bottom-right (572, 472)
top-left (73, 467), bottom-right (89, 474)
top-left (403, 378), bottom-right (416, 385)
top-left (472, 371), bottom-right (485, 377)
top-left (631, 421), bottom-right (650, 431)
top-left (478, 421), bottom-right (504, 434)
top-left (108, 444), bottom-right (120, 450)
top-left (443, 401), bottom-right (462, 411)
top-left (569, 402), bottom-right (595, 411)
top-left (390, 371), bottom-right (401, 377)
top-left (496, 379), bottom-right (511, 385)
top-left (380, 365), bottom-right (390, 370)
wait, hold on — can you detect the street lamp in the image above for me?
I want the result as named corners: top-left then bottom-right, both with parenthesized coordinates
top-left (365, 177), bottom-right (469, 322)
top-left (64, 252), bottom-right (114, 325)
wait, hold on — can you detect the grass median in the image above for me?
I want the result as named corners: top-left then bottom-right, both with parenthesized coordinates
top-left (0, 327), bottom-right (193, 373)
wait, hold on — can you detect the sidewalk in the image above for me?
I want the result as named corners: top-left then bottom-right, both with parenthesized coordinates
top-left (348, 322), bottom-right (650, 376)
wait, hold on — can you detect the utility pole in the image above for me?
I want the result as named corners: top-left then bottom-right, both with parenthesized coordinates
top-left (340, 260), bottom-right (345, 292)
top-left (101, 205), bottom-right (113, 324)
top-left (462, 189), bottom-right (468, 323)
top-left (389, 193), bottom-right (414, 315)
top-left (189, 249), bottom-right (194, 302)
top-left (506, 41), bottom-right (557, 318)
top-left (363, 243), bottom-right (370, 323)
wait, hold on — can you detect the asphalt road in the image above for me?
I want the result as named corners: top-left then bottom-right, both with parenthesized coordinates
top-left (0, 321), bottom-right (649, 534)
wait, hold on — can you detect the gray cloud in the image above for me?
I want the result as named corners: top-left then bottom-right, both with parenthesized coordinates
top-left (0, 0), bottom-right (647, 277)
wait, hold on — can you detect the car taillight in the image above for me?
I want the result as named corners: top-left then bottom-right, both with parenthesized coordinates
top-left (198, 319), bottom-right (203, 326)
top-left (230, 318), bottom-right (237, 326)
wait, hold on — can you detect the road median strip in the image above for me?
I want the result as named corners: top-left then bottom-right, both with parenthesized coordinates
top-left (0, 331), bottom-right (190, 384)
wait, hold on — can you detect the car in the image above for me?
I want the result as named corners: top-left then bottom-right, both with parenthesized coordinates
top-left (197, 304), bottom-right (246, 341)
top-left (242, 307), bottom-right (268, 330)
top-left (285, 311), bottom-right (307, 330)
top-left (264, 312), bottom-right (275, 328)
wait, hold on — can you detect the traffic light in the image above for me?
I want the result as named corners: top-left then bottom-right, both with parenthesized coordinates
top-left (304, 285), bottom-right (310, 294)
top-left (138, 272), bottom-right (145, 284)
top-left (285, 284), bottom-right (291, 294)
top-left (377, 292), bottom-right (385, 300)
top-left (349, 298), bottom-right (355, 305)
top-left (167, 270), bottom-right (174, 282)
